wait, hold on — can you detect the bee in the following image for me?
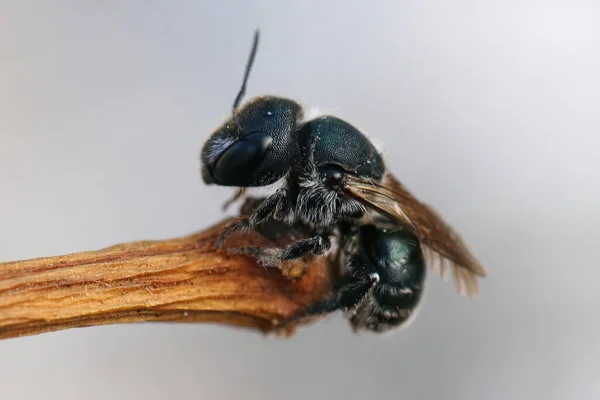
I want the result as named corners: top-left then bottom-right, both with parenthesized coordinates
top-left (200, 30), bottom-right (487, 332)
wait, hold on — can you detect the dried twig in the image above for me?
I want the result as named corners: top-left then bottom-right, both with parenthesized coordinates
top-left (0, 219), bottom-right (332, 340)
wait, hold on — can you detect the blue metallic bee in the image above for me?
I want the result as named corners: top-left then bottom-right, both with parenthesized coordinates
top-left (200, 31), bottom-right (486, 332)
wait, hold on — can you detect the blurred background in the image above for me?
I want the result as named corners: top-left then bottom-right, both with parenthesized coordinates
top-left (1, 1), bottom-right (599, 399)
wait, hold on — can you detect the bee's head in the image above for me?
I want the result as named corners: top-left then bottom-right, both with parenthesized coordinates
top-left (200, 30), bottom-right (303, 188)
top-left (201, 96), bottom-right (303, 187)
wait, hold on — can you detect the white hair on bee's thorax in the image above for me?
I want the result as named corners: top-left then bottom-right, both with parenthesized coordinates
top-left (303, 106), bottom-right (324, 121)
top-left (301, 103), bottom-right (343, 123)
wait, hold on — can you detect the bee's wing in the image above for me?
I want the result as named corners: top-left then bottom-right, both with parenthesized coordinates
top-left (343, 173), bottom-right (487, 299)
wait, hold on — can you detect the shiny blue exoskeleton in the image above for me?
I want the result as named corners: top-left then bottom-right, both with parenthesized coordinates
top-left (201, 30), bottom-right (427, 333)
top-left (200, 34), bottom-right (385, 259)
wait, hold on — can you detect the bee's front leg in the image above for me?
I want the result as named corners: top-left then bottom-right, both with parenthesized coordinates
top-left (215, 188), bottom-right (292, 248)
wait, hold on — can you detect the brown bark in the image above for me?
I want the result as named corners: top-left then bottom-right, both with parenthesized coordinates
top-left (0, 219), bottom-right (332, 340)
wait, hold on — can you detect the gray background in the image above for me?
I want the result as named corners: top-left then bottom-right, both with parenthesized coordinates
top-left (1, 1), bottom-right (599, 399)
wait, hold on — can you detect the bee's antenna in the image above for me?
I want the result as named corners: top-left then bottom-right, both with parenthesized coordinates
top-left (232, 29), bottom-right (260, 112)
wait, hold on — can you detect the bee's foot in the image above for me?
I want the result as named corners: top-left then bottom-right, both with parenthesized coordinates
top-left (215, 219), bottom-right (249, 249)
top-left (223, 246), bottom-right (280, 265)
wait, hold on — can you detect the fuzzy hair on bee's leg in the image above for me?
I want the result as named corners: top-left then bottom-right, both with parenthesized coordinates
top-left (274, 296), bottom-right (341, 331)
top-left (226, 195), bottom-right (329, 267)
top-left (274, 273), bottom-right (379, 330)
top-left (226, 246), bottom-right (285, 268)
top-left (281, 235), bottom-right (331, 261)
top-left (230, 234), bottom-right (331, 267)
top-left (348, 295), bottom-right (415, 333)
top-left (347, 273), bottom-right (424, 333)
top-left (338, 272), bottom-right (380, 313)
top-left (215, 188), bottom-right (293, 248)
top-left (221, 187), bottom-right (247, 211)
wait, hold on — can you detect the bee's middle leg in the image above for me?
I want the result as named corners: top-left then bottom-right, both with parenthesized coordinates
top-left (230, 234), bottom-right (331, 268)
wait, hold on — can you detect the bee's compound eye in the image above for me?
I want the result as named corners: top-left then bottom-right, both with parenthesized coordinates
top-left (214, 132), bottom-right (273, 184)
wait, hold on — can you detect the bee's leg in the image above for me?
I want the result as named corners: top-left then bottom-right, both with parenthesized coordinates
top-left (273, 274), bottom-right (379, 331)
top-left (232, 235), bottom-right (330, 267)
top-left (273, 295), bottom-right (341, 331)
top-left (339, 272), bottom-right (380, 314)
top-left (239, 196), bottom-right (268, 216)
top-left (227, 246), bottom-right (285, 268)
top-left (221, 187), bottom-right (247, 211)
top-left (335, 254), bottom-right (381, 312)
top-left (281, 235), bottom-right (331, 261)
top-left (215, 188), bottom-right (292, 248)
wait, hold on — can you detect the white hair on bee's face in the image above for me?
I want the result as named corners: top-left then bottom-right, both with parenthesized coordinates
top-left (204, 136), bottom-right (237, 164)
